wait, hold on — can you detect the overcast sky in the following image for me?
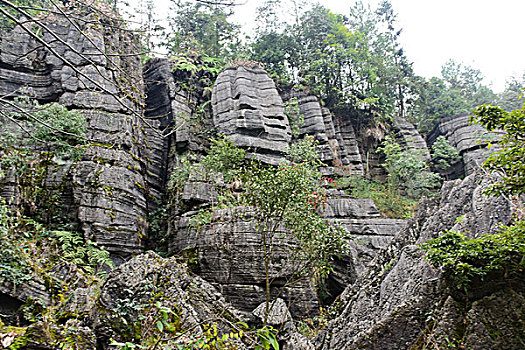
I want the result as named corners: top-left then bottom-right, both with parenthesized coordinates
top-left (131, 0), bottom-right (525, 92)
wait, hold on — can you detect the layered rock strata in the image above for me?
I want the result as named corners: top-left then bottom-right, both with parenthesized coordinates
top-left (0, 6), bottom-right (150, 259)
top-left (321, 190), bottom-right (407, 295)
top-left (211, 65), bottom-right (292, 165)
top-left (169, 205), bottom-right (319, 319)
top-left (314, 171), bottom-right (519, 350)
top-left (289, 90), bottom-right (364, 175)
top-left (427, 113), bottom-right (501, 178)
top-left (393, 117), bottom-right (431, 161)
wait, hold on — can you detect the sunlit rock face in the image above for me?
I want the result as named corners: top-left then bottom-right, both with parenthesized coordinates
top-left (427, 113), bottom-right (501, 178)
top-left (211, 65), bottom-right (292, 165)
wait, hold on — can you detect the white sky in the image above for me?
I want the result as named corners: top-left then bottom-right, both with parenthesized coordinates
top-left (129, 0), bottom-right (525, 92)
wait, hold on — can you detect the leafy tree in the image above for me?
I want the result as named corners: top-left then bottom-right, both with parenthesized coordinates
top-left (251, 0), bottom-right (416, 117)
top-left (495, 73), bottom-right (525, 112)
top-left (377, 136), bottom-right (440, 197)
top-left (421, 221), bottom-right (525, 290)
top-left (409, 60), bottom-right (496, 135)
top-left (431, 135), bottom-right (460, 174)
top-left (242, 156), bottom-right (348, 324)
top-left (471, 102), bottom-right (525, 196)
top-left (164, 1), bottom-right (240, 59)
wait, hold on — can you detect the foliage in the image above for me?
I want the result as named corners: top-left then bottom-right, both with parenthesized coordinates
top-left (421, 222), bottom-right (525, 290)
top-left (422, 100), bottom-right (525, 293)
top-left (242, 158), bottom-right (349, 323)
top-left (471, 102), bottom-right (525, 196)
top-left (53, 230), bottom-right (113, 277)
top-left (340, 175), bottom-right (418, 219)
top-left (408, 60), bottom-right (497, 135)
top-left (431, 136), bottom-right (460, 172)
top-left (1, 101), bottom-right (87, 160)
top-left (0, 200), bottom-right (33, 285)
top-left (296, 303), bottom-right (341, 339)
top-left (201, 136), bottom-right (246, 182)
top-left (377, 136), bottom-right (440, 197)
top-left (163, 1), bottom-right (240, 59)
top-left (284, 97), bottom-right (304, 137)
top-left (167, 154), bottom-right (196, 193)
top-left (251, 1), bottom-right (415, 116)
top-left (0, 0), bottom-right (51, 30)
top-left (0, 199), bottom-right (113, 285)
top-left (285, 135), bottom-right (321, 167)
top-left (495, 74), bottom-right (525, 111)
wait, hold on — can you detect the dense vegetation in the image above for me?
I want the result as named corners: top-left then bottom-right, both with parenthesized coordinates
top-left (422, 101), bottom-right (525, 293)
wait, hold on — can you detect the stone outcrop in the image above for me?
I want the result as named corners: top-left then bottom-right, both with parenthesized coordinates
top-left (393, 117), bottom-right (431, 161)
top-left (0, 6), bottom-right (152, 259)
top-left (314, 171), bottom-right (519, 350)
top-left (169, 206), bottom-right (319, 319)
top-left (321, 190), bottom-right (407, 295)
top-left (285, 90), bottom-right (364, 175)
top-left (91, 252), bottom-right (247, 348)
top-left (211, 65), bottom-right (292, 165)
top-left (427, 113), bottom-right (501, 178)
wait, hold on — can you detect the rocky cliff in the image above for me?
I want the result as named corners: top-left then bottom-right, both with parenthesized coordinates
top-left (0, 4), bottom-right (521, 349)
top-left (314, 171), bottom-right (522, 350)
top-left (427, 113), bottom-right (501, 178)
top-left (0, 4), bottom-right (150, 261)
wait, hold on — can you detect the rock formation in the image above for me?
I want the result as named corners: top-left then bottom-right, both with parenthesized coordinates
top-left (0, 5), bottom-right (151, 261)
top-left (1, 4), bottom-right (521, 349)
top-left (314, 171), bottom-right (522, 350)
top-left (284, 89), bottom-right (365, 175)
top-left (427, 113), bottom-right (501, 178)
top-left (212, 64), bottom-right (292, 165)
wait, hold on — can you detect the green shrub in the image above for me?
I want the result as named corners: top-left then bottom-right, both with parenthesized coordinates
top-left (377, 136), bottom-right (441, 198)
top-left (431, 135), bottom-right (460, 172)
top-left (340, 176), bottom-right (418, 219)
top-left (201, 136), bottom-right (246, 182)
top-left (420, 222), bottom-right (525, 290)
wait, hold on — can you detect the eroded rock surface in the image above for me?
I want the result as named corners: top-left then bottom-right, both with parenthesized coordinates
top-left (91, 252), bottom-right (247, 347)
top-left (211, 65), bottom-right (292, 165)
top-left (169, 206), bottom-right (319, 319)
top-left (314, 171), bottom-right (519, 350)
top-left (428, 113), bottom-right (501, 177)
top-left (0, 7), bottom-right (151, 259)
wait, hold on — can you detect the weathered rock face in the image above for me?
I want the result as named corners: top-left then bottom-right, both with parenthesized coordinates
top-left (314, 171), bottom-right (519, 350)
top-left (91, 252), bottom-right (246, 348)
top-left (0, 7), bottom-right (151, 259)
top-left (393, 117), bottom-right (431, 162)
top-left (321, 190), bottom-right (407, 295)
top-left (211, 65), bottom-right (292, 165)
top-left (169, 206), bottom-right (319, 319)
top-left (284, 89), bottom-right (364, 175)
top-left (427, 113), bottom-right (501, 178)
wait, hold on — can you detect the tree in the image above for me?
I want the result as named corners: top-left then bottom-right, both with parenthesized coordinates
top-left (495, 73), bottom-right (525, 112)
top-left (164, 1), bottom-right (240, 59)
top-left (377, 136), bottom-right (440, 197)
top-left (431, 135), bottom-right (460, 175)
top-left (250, 0), bottom-right (416, 117)
top-left (242, 156), bottom-right (348, 324)
top-left (471, 102), bottom-right (525, 196)
top-left (409, 60), bottom-right (497, 135)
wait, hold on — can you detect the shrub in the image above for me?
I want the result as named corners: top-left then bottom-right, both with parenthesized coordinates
top-left (421, 222), bottom-right (525, 290)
